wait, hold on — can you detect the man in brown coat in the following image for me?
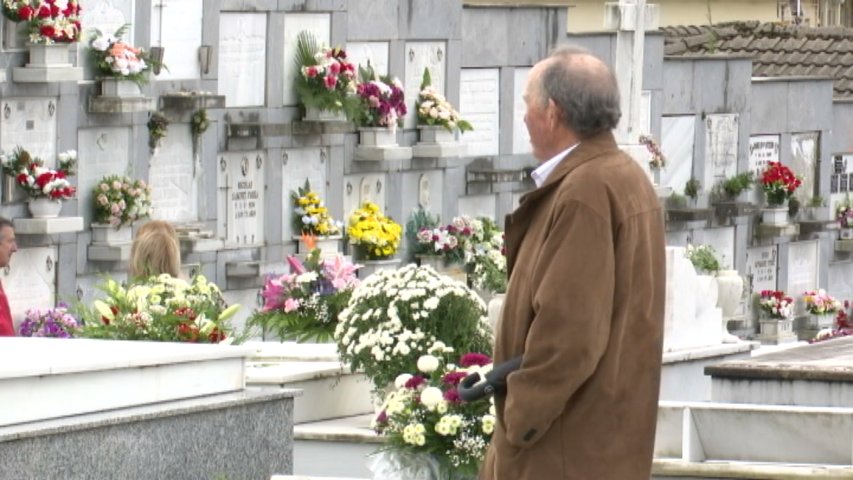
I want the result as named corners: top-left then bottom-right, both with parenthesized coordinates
top-left (480, 46), bottom-right (666, 479)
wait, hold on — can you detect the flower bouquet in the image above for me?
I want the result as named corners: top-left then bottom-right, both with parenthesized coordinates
top-left (414, 215), bottom-right (485, 266)
top-left (371, 352), bottom-right (495, 478)
top-left (75, 274), bottom-right (240, 344)
top-left (468, 227), bottom-right (507, 294)
top-left (88, 24), bottom-right (162, 86)
top-left (355, 63), bottom-right (407, 130)
top-left (802, 289), bottom-right (842, 315)
top-left (2, 0), bottom-right (36, 22)
top-left (249, 249), bottom-right (360, 342)
top-left (291, 180), bottom-right (341, 237)
top-left (26, 0), bottom-right (81, 44)
top-left (415, 68), bottom-right (472, 135)
top-left (758, 289), bottom-right (794, 320)
top-left (18, 304), bottom-right (78, 338)
top-left (1, 146), bottom-right (76, 200)
top-left (92, 175), bottom-right (152, 228)
top-left (347, 201), bottom-right (403, 260)
top-left (760, 161), bottom-right (801, 207)
top-left (639, 134), bottom-right (665, 170)
top-left (293, 30), bottom-right (358, 120)
top-left (334, 264), bottom-right (493, 393)
top-left (837, 198), bottom-right (853, 233)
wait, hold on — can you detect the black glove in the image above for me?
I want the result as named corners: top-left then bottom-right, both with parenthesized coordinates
top-left (457, 356), bottom-right (522, 402)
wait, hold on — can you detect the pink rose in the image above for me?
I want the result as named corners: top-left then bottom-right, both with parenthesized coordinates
top-left (284, 298), bottom-right (300, 313)
top-left (324, 75), bottom-right (338, 90)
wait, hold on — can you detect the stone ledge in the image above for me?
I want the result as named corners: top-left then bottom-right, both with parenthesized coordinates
top-left (88, 96), bottom-right (156, 113)
top-left (13, 216), bottom-right (83, 235)
top-left (754, 223), bottom-right (800, 238)
top-left (292, 120), bottom-right (356, 135)
top-left (159, 92), bottom-right (226, 110)
top-left (652, 458), bottom-right (853, 478)
top-left (12, 66), bottom-right (82, 83)
top-left (354, 145), bottom-right (413, 162)
top-left (662, 342), bottom-right (757, 365)
top-left (87, 243), bottom-right (132, 262)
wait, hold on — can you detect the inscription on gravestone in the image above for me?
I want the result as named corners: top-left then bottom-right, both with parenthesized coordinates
top-left (704, 114), bottom-right (739, 189)
top-left (219, 13), bottom-right (267, 107)
top-left (282, 13), bottom-right (330, 106)
top-left (746, 245), bottom-right (777, 294)
top-left (459, 68), bottom-right (500, 157)
top-left (219, 152), bottom-right (265, 246)
top-left (748, 135), bottom-right (780, 174)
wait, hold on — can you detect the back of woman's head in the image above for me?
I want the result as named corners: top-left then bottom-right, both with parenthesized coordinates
top-left (129, 221), bottom-right (181, 279)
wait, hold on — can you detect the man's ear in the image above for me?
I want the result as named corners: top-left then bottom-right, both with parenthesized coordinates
top-left (547, 98), bottom-right (562, 129)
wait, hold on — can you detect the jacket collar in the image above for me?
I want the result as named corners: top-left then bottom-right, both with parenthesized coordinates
top-left (505, 131), bottom-right (619, 275)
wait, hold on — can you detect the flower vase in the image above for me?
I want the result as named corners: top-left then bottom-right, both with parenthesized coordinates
top-left (359, 127), bottom-right (397, 147)
top-left (303, 105), bottom-right (347, 122)
top-left (418, 125), bottom-right (457, 145)
top-left (358, 257), bottom-right (401, 279)
top-left (715, 270), bottom-right (743, 318)
top-left (27, 197), bottom-right (62, 218)
top-left (91, 223), bottom-right (133, 246)
top-left (806, 313), bottom-right (836, 330)
top-left (293, 234), bottom-right (343, 259)
top-left (26, 43), bottom-right (71, 68)
top-left (488, 293), bottom-right (506, 331)
top-left (100, 78), bottom-right (143, 98)
top-left (761, 206), bottom-right (788, 226)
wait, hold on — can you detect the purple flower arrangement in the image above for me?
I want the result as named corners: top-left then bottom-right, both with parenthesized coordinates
top-left (18, 305), bottom-right (78, 338)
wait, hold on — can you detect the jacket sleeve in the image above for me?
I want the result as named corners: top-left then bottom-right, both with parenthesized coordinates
top-left (502, 198), bottom-right (615, 448)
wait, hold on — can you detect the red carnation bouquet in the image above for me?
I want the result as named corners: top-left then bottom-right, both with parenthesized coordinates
top-left (760, 161), bottom-right (801, 206)
top-left (4, 0), bottom-right (82, 44)
top-left (1, 146), bottom-right (76, 200)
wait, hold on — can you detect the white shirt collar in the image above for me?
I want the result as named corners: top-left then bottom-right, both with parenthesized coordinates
top-left (530, 143), bottom-right (579, 188)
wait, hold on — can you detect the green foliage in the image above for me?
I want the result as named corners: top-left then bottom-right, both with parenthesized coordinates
top-left (190, 108), bottom-right (210, 137)
top-left (807, 195), bottom-right (826, 208)
top-left (147, 111), bottom-right (169, 149)
top-left (405, 206), bottom-right (441, 262)
top-left (721, 171), bottom-right (754, 198)
top-left (684, 178), bottom-right (702, 200)
top-left (685, 244), bottom-right (721, 274)
top-left (667, 192), bottom-right (687, 209)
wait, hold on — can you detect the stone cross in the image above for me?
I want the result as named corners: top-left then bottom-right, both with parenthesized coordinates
top-left (604, 1), bottom-right (660, 177)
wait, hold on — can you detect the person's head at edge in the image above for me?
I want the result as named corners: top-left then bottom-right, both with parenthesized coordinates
top-left (0, 217), bottom-right (17, 269)
top-left (129, 220), bottom-right (180, 280)
top-left (523, 45), bottom-right (622, 162)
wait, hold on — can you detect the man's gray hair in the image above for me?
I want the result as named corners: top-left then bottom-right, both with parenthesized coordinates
top-left (539, 45), bottom-right (621, 138)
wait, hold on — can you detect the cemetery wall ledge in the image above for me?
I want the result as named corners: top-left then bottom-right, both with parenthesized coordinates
top-left (652, 458), bottom-right (853, 478)
top-left (662, 342), bottom-right (756, 365)
top-left (704, 362), bottom-right (853, 382)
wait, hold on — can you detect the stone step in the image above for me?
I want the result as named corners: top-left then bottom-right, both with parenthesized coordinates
top-left (247, 361), bottom-right (374, 424)
top-left (294, 414), bottom-right (381, 478)
top-left (0, 338), bottom-right (251, 427)
top-left (246, 340), bottom-right (341, 362)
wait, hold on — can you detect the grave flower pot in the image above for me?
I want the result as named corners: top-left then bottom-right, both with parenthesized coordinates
top-left (293, 234), bottom-right (343, 258)
top-left (91, 223), bottom-right (133, 245)
top-left (303, 105), bottom-right (347, 122)
top-left (358, 127), bottom-right (397, 147)
top-left (357, 257), bottom-right (400, 279)
top-left (759, 317), bottom-right (793, 337)
top-left (417, 125), bottom-right (456, 144)
top-left (100, 78), bottom-right (143, 98)
top-left (28, 197), bottom-right (62, 218)
top-left (26, 43), bottom-right (71, 68)
top-left (715, 269), bottom-right (743, 318)
top-left (761, 207), bottom-right (788, 226)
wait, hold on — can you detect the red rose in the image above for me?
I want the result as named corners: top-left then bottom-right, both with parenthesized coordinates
top-left (17, 5), bottom-right (33, 20)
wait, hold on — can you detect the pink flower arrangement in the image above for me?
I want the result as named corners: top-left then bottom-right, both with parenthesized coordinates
top-left (802, 289), bottom-right (843, 315)
top-left (355, 75), bottom-right (407, 129)
top-left (294, 31), bottom-right (358, 116)
top-left (249, 249), bottom-right (360, 342)
top-left (19, 304), bottom-right (78, 338)
top-left (88, 25), bottom-right (160, 84)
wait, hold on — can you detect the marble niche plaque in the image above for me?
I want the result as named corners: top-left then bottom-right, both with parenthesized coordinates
top-left (0, 98), bottom-right (58, 202)
top-left (281, 147), bottom-right (328, 241)
top-left (458, 195), bottom-right (496, 220)
top-left (702, 226), bottom-right (735, 270)
top-left (459, 68), bottom-right (500, 157)
top-left (404, 41), bottom-right (446, 130)
top-left (512, 68), bottom-right (531, 155)
top-left (219, 152), bottom-right (265, 246)
top-left (746, 245), bottom-right (778, 294)
top-left (149, 124), bottom-right (196, 223)
top-left (77, 127), bottom-right (131, 224)
top-left (3, 246), bottom-right (57, 330)
top-left (219, 13), bottom-right (266, 107)
top-left (787, 240), bottom-right (818, 296)
top-left (791, 132), bottom-right (819, 205)
top-left (749, 134), bottom-right (780, 205)
top-left (150, 0), bottom-right (203, 80)
top-left (282, 13), bottom-right (330, 107)
top-left (343, 174), bottom-right (386, 219)
top-left (347, 42), bottom-right (389, 76)
top-left (660, 115), bottom-right (694, 195)
top-left (704, 113), bottom-right (739, 192)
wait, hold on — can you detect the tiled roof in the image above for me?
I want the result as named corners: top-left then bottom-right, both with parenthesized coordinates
top-left (662, 21), bottom-right (853, 98)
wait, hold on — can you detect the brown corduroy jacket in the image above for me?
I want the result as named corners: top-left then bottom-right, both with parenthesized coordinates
top-left (480, 131), bottom-right (666, 479)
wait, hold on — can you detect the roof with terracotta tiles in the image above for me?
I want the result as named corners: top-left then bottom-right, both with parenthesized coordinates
top-left (662, 21), bottom-right (853, 99)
